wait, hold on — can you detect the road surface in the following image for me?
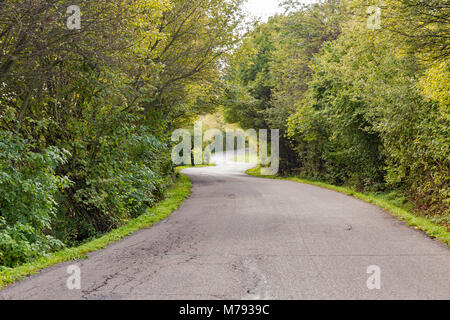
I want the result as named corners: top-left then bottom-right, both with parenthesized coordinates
top-left (1, 155), bottom-right (449, 300)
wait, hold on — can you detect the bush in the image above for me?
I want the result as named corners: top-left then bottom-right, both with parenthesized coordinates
top-left (53, 125), bottom-right (173, 245)
top-left (0, 132), bottom-right (70, 267)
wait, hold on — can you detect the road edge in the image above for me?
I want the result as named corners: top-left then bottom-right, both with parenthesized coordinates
top-left (246, 166), bottom-right (449, 246)
top-left (0, 169), bottom-right (193, 290)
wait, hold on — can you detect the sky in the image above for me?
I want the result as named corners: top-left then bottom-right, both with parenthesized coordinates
top-left (243, 0), bottom-right (317, 22)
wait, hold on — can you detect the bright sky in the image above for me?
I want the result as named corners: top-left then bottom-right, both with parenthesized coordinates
top-left (243, 0), bottom-right (317, 22)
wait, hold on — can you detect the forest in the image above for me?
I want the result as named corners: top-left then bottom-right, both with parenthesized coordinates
top-left (0, 0), bottom-right (448, 269)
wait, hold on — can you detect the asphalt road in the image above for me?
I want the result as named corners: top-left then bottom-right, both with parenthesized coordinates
top-left (1, 156), bottom-right (449, 300)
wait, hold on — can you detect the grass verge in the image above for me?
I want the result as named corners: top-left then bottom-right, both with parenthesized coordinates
top-left (0, 168), bottom-right (193, 290)
top-left (246, 166), bottom-right (450, 245)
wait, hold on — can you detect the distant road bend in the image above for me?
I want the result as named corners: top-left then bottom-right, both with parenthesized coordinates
top-left (1, 153), bottom-right (449, 300)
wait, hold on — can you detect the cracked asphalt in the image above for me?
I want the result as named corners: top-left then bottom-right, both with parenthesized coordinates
top-left (0, 155), bottom-right (449, 300)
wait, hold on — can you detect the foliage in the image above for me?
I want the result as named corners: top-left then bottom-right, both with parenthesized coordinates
top-left (223, 1), bottom-right (347, 172)
top-left (223, 0), bottom-right (449, 226)
top-left (383, 0), bottom-right (450, 61)
top-left (0, 170), bottom-right (192, 287)
top-left (0, 0), bottom-right (243, 267)
top-left (0, 132), bottom-right (70, 267)
top-left (53, 125), bottom-right (173, 245)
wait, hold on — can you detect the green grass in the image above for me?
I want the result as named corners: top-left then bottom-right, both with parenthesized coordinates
top-left (0, 168), bottom-right (194, 290)
top-left (246, 166), bottom-right (450, 245)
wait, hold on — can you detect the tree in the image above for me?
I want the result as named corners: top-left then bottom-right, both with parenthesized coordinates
top-left (0, 0), bottom-right (244, 267)
top-left (384, 0), bottom-right (450, 61)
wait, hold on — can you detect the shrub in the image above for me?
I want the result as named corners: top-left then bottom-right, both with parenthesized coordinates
top-left (0, 132), bottom-right (70, 267)
top-left (53, 125), bottom-right (173, 244)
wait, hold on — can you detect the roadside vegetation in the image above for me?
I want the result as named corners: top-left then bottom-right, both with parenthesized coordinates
top-left (222, 0), bottom-right (449, 231)
top-left (0, 169), bottom-right (192, 289)
top-left (0, 0), bottom-right (243, 268)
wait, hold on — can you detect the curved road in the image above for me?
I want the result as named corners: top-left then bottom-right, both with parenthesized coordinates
top-left (1, 157), bottom-right (449, 300)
